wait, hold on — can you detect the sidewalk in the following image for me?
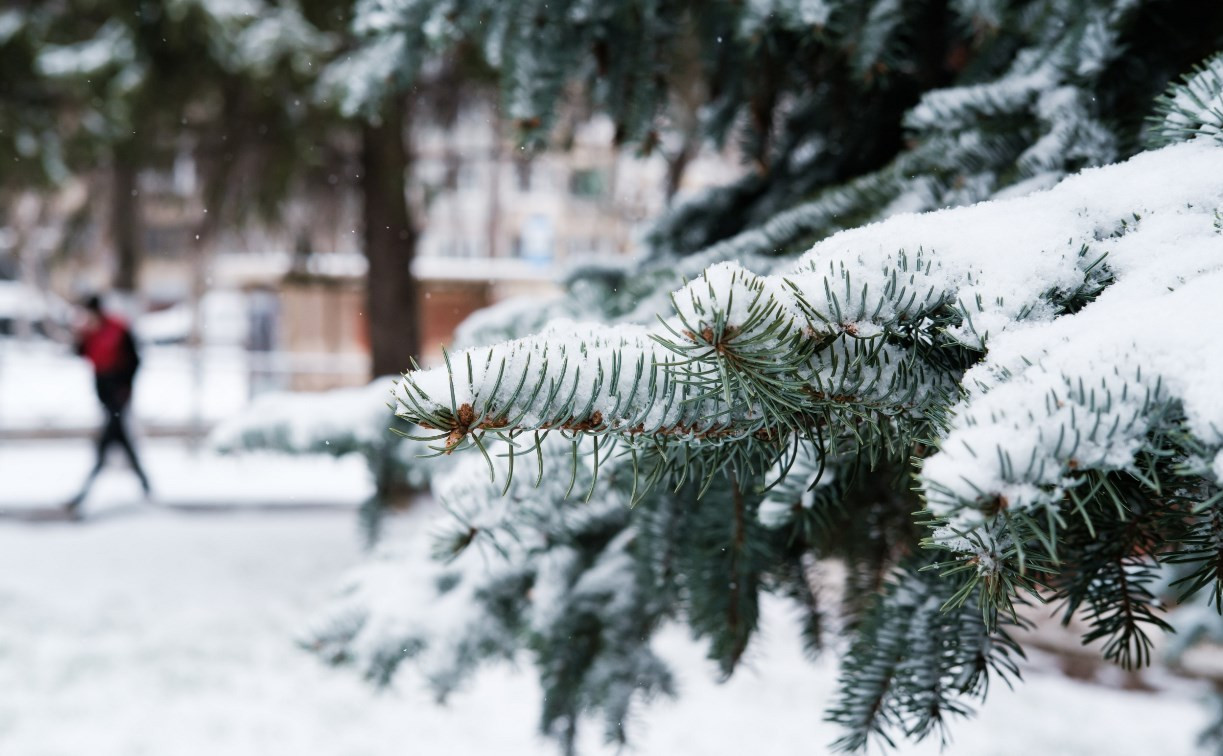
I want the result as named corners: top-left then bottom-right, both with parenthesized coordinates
top-left (0, 438), bottom-right (372, 517)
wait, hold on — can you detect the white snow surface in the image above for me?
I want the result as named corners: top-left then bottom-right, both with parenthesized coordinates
top-left (896, 142), bottom-right (1223, 522)
top-left (797, 140), bottom-right (1223, 527)
top-left (0, 498), bottom-right (1213, 756)
top-left (801, 140), bottom-right (1223, 523)
top-left (0, 9), bottom-right (23, 45)
top-left (398, 318), bottom-right (683, 433)
top-left (738, 0), bottom-right (833, 36)
top-left (35, 20), bottom-right (136, 78)
top-left (210, 377), bottom-right (398, 453)
top-left (235, 3), bottom-right (335, 77)
top-left (0, 439), bottom-right (372, 512)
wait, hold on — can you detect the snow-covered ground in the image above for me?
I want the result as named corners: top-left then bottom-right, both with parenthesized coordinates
top-left (0, 439), bottom-right (371, 513)
top-left (0, 341), bottom-right (250, 430)
top-left (0, 494), bottom-right (1211, 755)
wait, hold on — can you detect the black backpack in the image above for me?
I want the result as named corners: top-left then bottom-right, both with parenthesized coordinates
top-left (119, 325), bottom-right (141, 379)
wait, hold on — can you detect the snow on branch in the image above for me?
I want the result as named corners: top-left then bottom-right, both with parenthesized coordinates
top-left (393, 139), bottom-right (1223, 555)
top-left (212, 378), bottom-right (402, 457)
top-left (1149, 51), bottom-right (1223, 148)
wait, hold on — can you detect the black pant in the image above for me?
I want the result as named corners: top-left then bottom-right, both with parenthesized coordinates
top-left (82, 375), bottom-right (149, 495)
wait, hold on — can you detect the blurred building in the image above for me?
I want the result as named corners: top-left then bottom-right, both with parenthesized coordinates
top-left (3, 106), bottom-right (741, 390)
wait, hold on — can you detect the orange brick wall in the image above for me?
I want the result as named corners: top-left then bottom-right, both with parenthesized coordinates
top-left (419, 281), bottom-right (492, 363)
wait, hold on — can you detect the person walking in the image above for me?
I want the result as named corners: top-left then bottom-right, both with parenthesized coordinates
top-left (68, 294), bottom-right (151, 514)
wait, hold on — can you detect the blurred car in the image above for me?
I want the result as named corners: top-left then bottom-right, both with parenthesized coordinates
top-left (0, 280), bottom-right (73, 339)
top-left (135, 289), bottom-right (250, 347)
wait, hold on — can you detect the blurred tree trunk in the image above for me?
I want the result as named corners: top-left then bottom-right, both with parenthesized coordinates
top-left (662, 14), bottom-right (703, 203)
top-left (361, 99), bottom-right (419, 378)
top-left (111, 142), bottom-right (143, 293)
top-left (664, 136), bottom-right (696, 203)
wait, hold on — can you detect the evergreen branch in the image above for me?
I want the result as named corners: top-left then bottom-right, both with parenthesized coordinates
top-left (1049, 468), bottom-right (1186, 670)
top-left (828, 560), bottom-right (1025, 752)
top-left (1147, 50), bottom-right (1223, 148)
top-left (1163, 487), bottom-right (1223, 609)
top-left (676, 471), bottom-right (768, 678)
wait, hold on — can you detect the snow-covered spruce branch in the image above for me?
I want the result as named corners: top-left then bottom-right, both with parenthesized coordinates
top-left (303, 435), bottom-right (674, 748)
top-left (396, 141), bottom-right (1223, 523)
top-left (397, 260), bottom-right (959, 501)
top-left (1149, 51), bottom-right (1223, 148)
top-left (827, 560), bottom-right (1026, 751)
top-left (313, 8), bottom-right (1223, 751)
top-left (316, 133), bottom-right (1223, 756)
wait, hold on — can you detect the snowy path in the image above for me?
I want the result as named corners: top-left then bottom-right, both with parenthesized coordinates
top-left (0, 503), bottom-right (1210, 756)
top-left (0, 440), bottom-right (372, 514)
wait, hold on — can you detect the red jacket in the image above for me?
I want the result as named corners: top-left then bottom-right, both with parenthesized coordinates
top-left (79, 315), bottom-right (138, 377)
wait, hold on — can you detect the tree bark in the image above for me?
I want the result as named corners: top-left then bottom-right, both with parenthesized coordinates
top-left (361, 99), bottom-right (419, 378)
top-left (664, 135), bottom-right (696, 203)
top-left (111, 144), bottom-right (143, 293)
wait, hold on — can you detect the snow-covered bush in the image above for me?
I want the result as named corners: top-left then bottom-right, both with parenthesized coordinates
top-left (211, 378), bottom-right (432, 543)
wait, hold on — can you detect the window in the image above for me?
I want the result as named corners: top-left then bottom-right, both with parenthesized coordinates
top-left (568, 168), bottom-right (605, 199)
top-left (515, 158), bottom-right (533, 192)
